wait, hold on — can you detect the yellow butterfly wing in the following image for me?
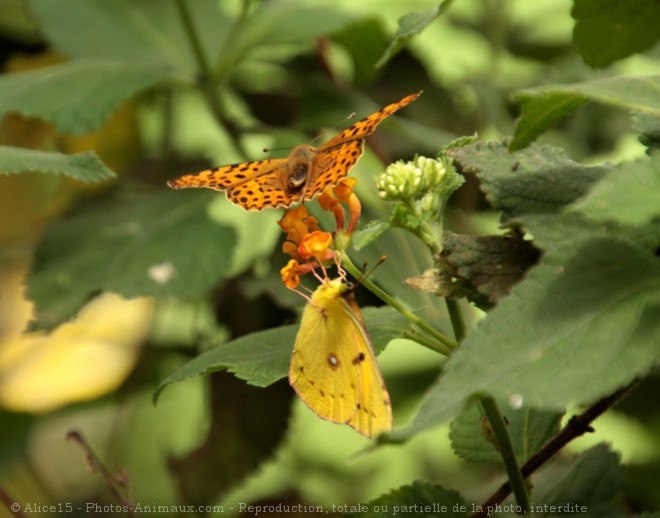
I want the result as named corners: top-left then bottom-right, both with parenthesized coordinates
top-left (289, 279), bottom-right (392, 438)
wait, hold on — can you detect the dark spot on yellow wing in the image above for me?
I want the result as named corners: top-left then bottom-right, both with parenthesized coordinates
top-left (352, 352), bottom-right (366, 365)
top-left (319, 389), bottom-right (325, 397)
top-left (299, 366), bottom-right (304, 373)
top-left (356, 403), bottom-right (361, 409)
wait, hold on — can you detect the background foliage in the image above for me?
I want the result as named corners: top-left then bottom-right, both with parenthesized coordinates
top-left (0, 0), bottom-right (659, 517)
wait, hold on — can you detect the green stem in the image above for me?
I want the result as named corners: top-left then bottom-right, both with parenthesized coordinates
top-left (472, 382), bottom-right (638, 518)
top-left (175, 0), bottom-right (213, 78)
top-left (442, 278), bottom-right (528, 512)
top-left (479, 396), bottom-right (532, 515)
top-left (403, 199), bottom-right (442, 255)
top-left (175, 0), bottom-right (249, 159)
top-left (341, 255), bottom-right (456, 355)
top-left (214, 0), bottom-right (251, 85)
top-left (445, 298), bottom-right (466, 342)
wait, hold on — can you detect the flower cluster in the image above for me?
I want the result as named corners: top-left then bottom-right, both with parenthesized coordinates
top-left (376, 155), bottom-right (454, 211)
top-left (374, 155), bottom-right (463, 252)
top-left (279, 178), bottom-right (361, 289)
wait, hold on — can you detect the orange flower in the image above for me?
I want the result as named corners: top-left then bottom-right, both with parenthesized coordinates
top-left (280, 205), bottom-right (324, 260)
top-left (280, 258), bottom-right (322, 289)
top-left (278, 206), bottom-right (320, 245)
top-left (298, 231), bottom-right (334, 262)
top-left (280, 259), bottom-right (302, 289)
top-left (279, 179), bottom-right (362, 290)
top-left (333, 177), bottom-right (358, 202)
top-left (319, 178), bottom-right (361, 238)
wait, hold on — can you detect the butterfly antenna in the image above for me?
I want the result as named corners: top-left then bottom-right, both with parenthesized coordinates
top-left (262, 145), bottom-right (293, 154)
top-left (361, 256), bottom-right (387, 281)
top-left (348, 256), bottom-right (387, 293)
top-left (309, 111), bottom-right (357, 146)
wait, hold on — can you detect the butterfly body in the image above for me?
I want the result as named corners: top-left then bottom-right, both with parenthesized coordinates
top-left (168, 91), bottom-right (422, 210)
top-left (289, 279), bottom-right (392, 438)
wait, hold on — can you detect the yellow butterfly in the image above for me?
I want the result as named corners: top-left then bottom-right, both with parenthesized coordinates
top-left (167, 91), bottom-right (422, 211)
top-left (289, 278), bottom-right (392, 438)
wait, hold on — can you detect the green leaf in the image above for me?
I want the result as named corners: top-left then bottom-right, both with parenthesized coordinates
top-left (28, 189), bottom-right (235, 329)
top-left (532, 444), bottom-right (626, 517)
top-left (424, 231), bottom-right (541, 307)
top-left (572, 0), bottom-right (660, 68)
top-left (376, 1), bottom-right (453, 69)
top-left (331, 18), bottom-right (389, 85)
top-left (510, 75), bottom-right (660, 150)
top-left (569, 153), bottom-right (660, 225)
top-left (351, 219), bottom-right (391, 250)
top-left (156, 324), bottom-right (297, 401)
top-left (234, 2), bottom-right (354, 54)
top-left (447, 139), bottom-right (608, 223)
top-left (449, 398), bottom-right (562, 464)
top-left (0, 146), bottom-right (115, 182)
top-left (346, 480), bottom-right (468, 518)
top-left (393, 218), bottom-right (660, 440)
top-left (0, 60), bottom-right (173, 135)
top-left (634, 113), bottom-right (660, 151)
top-left (26, 0), bottom-right (229, 74)
top-left (155, 306), bottom-right (409, 402)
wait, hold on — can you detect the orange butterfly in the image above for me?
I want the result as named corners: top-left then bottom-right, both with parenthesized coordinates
top-left (167, 91), bottom-right (422, 211)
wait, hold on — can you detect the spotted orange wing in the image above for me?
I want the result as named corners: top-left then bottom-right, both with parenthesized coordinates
top-left (304, 90), bottom-right (423, 201)
top-left (167, 158), bottom-right (296, 210)
top-left (168, 91), bottom-right (422, 209)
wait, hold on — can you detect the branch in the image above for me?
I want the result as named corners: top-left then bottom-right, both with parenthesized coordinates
top-left (470, 381), bottom-right (639, 518)
top-left (67, 430), bottom-right (135, 517)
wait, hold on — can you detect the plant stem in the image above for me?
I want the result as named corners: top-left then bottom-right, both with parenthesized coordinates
top-left (471, 381), bottom-right (639, 518)
top-left (67, 430), bottom-right (135, 516)
top-left (175, 0), bottom-right (248, 159)
top-left (442, 278), bottom-right (530, 513)
top-left (445, 298), bottom-right (466, 342)
top-left (479, 396), bottom-right (532, 515)
top-left (403, 199), bottom-right (443, 255)
top-left (341, 255), bottom-right (456, 354)
top-left (175, 0), bottom-right (212, 78)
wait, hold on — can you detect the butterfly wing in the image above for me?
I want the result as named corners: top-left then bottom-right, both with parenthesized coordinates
top-left (319, 90), bottom-right (422, 150)
top-left (342, 290), bottom-right (392, 438)
top-left (304, 91), bottom-right (422, 200)
top-left (167, 159), bottom-right (298, 211)
top-left (168, 91), bottom-right (422, 209)
top-left (289, 280), bottom-right (392, 438)
top-left (304, 139), bottom-right (364, 201)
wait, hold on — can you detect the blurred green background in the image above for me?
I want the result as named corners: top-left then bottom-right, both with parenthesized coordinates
top-left (0, 0), bottom-right (658, 516)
